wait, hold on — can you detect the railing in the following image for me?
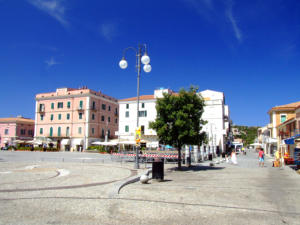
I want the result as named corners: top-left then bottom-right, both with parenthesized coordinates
top-left (77, 106), bottom-right (84, 111)
top-left (38, 108), bottom-right (45, 113)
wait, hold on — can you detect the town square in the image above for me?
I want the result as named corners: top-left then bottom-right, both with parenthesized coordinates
top-left (0, 0), bottom-right (300, 224)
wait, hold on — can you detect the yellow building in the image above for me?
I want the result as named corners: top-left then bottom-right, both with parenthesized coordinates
top-left (268, 101), bottom-right (300, 159)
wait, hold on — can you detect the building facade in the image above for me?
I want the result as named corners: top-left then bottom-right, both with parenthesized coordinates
top-left (118, 88), bottom-right (231, 152)
top-left (0, 116), bottom-right (34, 148)
top-left (198, 90), bottom-right (231, 153)
top-left (35, 87), bottom-right (119, 151)
top-left (118, 89), bottom-right (175, 148)
top-left (268, 101), bottom-right (300, 156)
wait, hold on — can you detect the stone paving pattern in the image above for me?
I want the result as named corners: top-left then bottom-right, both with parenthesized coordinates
top-left (0, 150), bottom-right (300, 224)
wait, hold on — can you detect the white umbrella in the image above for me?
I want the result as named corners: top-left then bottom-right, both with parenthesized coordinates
top-left (92, 141), bottom-right (117, 146)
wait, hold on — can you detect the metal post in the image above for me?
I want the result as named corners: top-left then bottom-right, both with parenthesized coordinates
top-left (135, 45), bottom-right (141, 169)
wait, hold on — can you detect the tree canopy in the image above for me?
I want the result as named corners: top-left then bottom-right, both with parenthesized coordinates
top-left (149, 87), bottom-right (206, 169)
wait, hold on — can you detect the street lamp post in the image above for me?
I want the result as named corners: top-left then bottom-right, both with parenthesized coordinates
top-left (119, 44), bottom-right (152, 169)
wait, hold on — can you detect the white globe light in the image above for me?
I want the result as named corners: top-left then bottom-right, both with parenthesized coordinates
top-left (119, 59), bottom-right (128, 69)
top-left (141, 54), bottom-right (150, 65)
top-left (143, 64), bottom-right (152, 73)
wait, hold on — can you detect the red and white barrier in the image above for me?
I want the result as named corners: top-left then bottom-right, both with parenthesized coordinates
top-left (112, 153), bottom-right (178, 159)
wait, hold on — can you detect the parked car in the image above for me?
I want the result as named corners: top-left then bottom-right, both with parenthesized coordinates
top-left (1, 146), bottom-right (8, 150)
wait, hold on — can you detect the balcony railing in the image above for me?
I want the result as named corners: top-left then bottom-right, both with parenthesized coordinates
top-left (77, 106), bottom-right (84, 111)
top-left (38, 108), bottom-right (45, 113)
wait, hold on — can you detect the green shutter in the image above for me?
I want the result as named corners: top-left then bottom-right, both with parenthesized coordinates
top-left (67, 101), bottom-right (71, 108)
top-left (50, 127), bottom-right (53, 137)
top-left (51, 103), bottom-right (54, 109)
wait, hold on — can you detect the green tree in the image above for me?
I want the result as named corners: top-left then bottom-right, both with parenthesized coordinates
top-left (149, 87), bottom-right (207, 169)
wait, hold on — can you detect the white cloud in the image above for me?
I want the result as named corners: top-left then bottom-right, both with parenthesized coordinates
top-left (100, 23), bottom-right (118, 41)
top-left (45, 57), bottom-right (59, 67)
top-left (182, 0), bottom-right (243, 42)
top-left (225, 1), bottom-right (242, 42)
top-left (27, 0), bottom-right (68, 27)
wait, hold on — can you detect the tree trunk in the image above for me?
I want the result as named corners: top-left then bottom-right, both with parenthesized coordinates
top-left (178, 145), bottom-right (182, 170)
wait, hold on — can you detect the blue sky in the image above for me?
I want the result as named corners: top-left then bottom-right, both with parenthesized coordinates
top-left (0, 0), bottom-right (299, 126)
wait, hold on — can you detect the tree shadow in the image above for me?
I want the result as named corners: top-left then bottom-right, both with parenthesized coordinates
top-left (168, 165), bottom-right (225, 172)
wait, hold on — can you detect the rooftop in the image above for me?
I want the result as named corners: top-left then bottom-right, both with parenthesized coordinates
top-left (268, 101), bottom-right (300, 113)
top-left (0, 117), bottom-right (34, 124)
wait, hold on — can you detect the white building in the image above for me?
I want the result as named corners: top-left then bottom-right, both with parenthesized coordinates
top-left (118, 89), bottom-right (175, 148)
top-left (198, 90), bottom-right (231, 153)
top-left (118, 88), bottom-right (231, 152)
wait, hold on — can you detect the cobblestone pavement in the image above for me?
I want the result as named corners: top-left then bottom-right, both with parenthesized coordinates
top-left (0, 150), bottom-right (300, 225)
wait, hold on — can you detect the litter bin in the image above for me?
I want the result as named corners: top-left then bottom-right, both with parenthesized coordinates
top-left (152, 158), bottom-right (164, 181)
top-left (222, 152), bottom-right (226, 158)
top-left (208, 154), bottom-right (213, 161)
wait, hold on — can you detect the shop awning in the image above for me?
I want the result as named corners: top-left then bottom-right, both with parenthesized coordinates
top-left (92, 141), bottom-right (117, 146)
top-left (61, 139), bottom-right (71, 145)
top-left (284, 134), bottom-right (300, 145)
top-left (73, 139), bottom-right (83, 145)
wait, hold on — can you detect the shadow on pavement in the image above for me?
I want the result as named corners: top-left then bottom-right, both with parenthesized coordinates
top-left (168, 165), bottom-right (225, 172)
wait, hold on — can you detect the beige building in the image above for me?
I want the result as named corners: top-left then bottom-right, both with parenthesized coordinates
top-left (34, 87), bottom-right (119, 151)
top-left (267, 101), bottom-right (300, 156)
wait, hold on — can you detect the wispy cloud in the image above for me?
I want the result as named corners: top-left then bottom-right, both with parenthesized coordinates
top-left (27, 0), bottom-right (68, 27)
top-left (182, 0), bottom-right (243, 42)
top-left (225, 1), bottom-right (242, 42)
top-left (99, 23), bottom-right (118, 41)
top-left (45, 57), bottom-right (59, 67)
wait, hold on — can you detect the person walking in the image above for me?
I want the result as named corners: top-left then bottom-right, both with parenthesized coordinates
top-left (231, 150), bottom-right (238, 165)
top-left (258, 148), bottom-right (265, 167)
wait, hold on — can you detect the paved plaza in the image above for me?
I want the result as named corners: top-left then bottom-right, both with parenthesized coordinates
top-left (0, 150), bottom-right (300, 225)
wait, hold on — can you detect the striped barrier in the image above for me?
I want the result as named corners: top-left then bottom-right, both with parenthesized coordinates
top-left (112, 153), bottom-right (179, 159)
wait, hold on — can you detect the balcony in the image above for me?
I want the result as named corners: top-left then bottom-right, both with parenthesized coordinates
top-left (77, 106), bottom-right (84, 111)
top-left (89, 107), bottom-right (97, 111)
top-left (38, 108), bottom-right (45, 114)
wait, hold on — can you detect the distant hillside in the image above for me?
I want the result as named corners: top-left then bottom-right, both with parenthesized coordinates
top-left (232, 125), bottom-right (260, 146)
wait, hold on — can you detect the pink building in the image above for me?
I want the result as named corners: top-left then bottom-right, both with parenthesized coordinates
top-left (0, 116), bottom-right (34, 148)
top-left (35, 87), bottom-right (119, 151)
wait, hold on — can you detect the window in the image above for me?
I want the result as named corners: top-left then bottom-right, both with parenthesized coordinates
top-left (40, 115), bottom-right (44, 121)
top-left (67, 101), bottom-right (71, 109)
top-left (51, 103), bottom-right (54, 109)
top-left (280, 114), bottom-right (287, 123)
top-left (108, 117), bottom-right (111, 122)
top-left (50, 114), bottom-right (54, 121)
top-left (125, 125), bottom-right (129, 132)
top-left (20, 129), bottom-right (26, 135)
top-left (67, 113), bottom-right (70, 120)
top-left (50, 127), bottom-right (53, 137)
top-left (115, 118), bottom-right (118, 124)
top-left (142, 103), bottom-right (145, 108)
top-left (79, 100), bottom-right (83, 109)
top-left (78, 127), bottom-right (82, 134)
top-left (108, 129), bottom-right (110, 138)
top-left (57, 102), bottom-right (63, 108)
top-left (79, 113), bottom-right (83, 119)
top-left (126, 104), bottom-right (129, 109)
top-left (101, 128), bottom-right (104, 138)
top-left (141, 125), bottom-right (145, 134)
top-left (108, 106), bottom-right (111, 111)
top-left (115, 108), bottom-right (118, 115)
top-left (125, 111), bottom-right (129, 118)
top-left (58, 127), bottom-right (61, 137)
top-left (28, 130), bottom-right (33, 135)
top-left (92, 114), bottom-right (95, 120)
top-left (66, 127), bottom-right (70, 136)
top-left (92, 101), bottom-right (96, 110)
top-left (102, 104), bottom-right (106, 110)
top-left (138, 110), bottom-right (147, 117)
top-left (39, 104), bottom-right (45, 112)
top-left (92, 128), bottom-right (95, 134)
top-left (5, 129), bottom-right (8, 135)
top-left (101, 115), bottom-right (105, 121)
top-left (40, 128), bottom-right (43, 135)
top-left (58, 114), bottom-right (62, 120)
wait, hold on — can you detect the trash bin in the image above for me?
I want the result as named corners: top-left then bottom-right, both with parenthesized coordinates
top-left (222, 152), bottom-right (226, 158)
top-left (152, 158), bottom-right (164, 181)
top-left (208, 154), bottom-right (213, 161)
top-left (186, 157), bottom-right (191, 167)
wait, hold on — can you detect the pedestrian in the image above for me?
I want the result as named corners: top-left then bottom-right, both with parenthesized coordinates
top-left (231, 150), bottom-right (238, 164)
top-left (258, 148), bottom-right (265, 167)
